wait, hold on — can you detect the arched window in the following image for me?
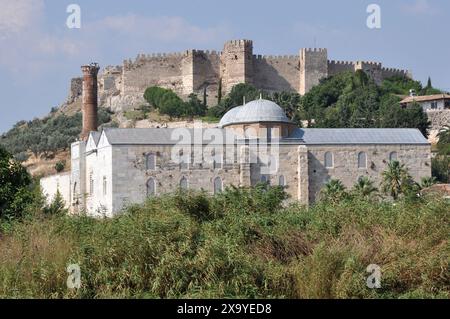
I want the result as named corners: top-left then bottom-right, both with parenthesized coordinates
top-left (146, 178), bottom-right (156, 197)
top-left (389, 152), bottom-right (398, 162)
top-left (261, 175), bottom-right (270, 185)
top-left (324, 152), bottom-right (334, 168)
top-left (103, 176), bottom-right (107, 196)
top-left (279, 175), bottom-right (286, 187)
top-left (146, 153), bottom-right (156, 170)
top-left (89, 172), bottom-right (94, 195)
top-left (213, 177), bottom-right (223, 194)
top-left (358, 152), bottom-right (367, 169)
top-left (180, 176), bottom-right (188, 190)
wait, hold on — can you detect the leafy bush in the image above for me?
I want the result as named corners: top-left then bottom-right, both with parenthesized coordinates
top-left (0, 146), bottom-right (41, 220)
top-left (0, 185), bottom-right (447, 299)
top-left (300, 72), bottom-right (431, 135)
top-left (144, 87), bottom-right (206, 118)
top-left (55, 161), bottom-right (65, 173)
top-left (0, 108), bottom-right (113, 158)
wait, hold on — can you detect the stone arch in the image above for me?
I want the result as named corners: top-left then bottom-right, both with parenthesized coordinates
top-left (389, 151), bottom-right (398, 162)
top-left (358, 152), bottom-right (367, 169)
top-left (180, 176), bottom-right (188, 190)
top-left (324, 151), bottom-right (334, 168)
top-left (213, 176), bottom-right (223, 194)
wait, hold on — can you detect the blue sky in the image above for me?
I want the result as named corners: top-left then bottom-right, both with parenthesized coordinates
top-left (0, 0), bottom-right (449, 133)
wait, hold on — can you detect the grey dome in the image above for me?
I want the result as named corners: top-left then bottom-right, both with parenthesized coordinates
top-left (218, 99), bottom-right (291, 127)
top-left (218, 105), bottom-right (243, 127)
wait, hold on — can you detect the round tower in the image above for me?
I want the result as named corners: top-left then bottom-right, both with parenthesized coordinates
top-left (80, 63), bottom-right (100, 140)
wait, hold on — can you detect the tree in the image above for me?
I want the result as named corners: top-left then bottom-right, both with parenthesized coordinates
top-left (437, 126), bottom-right (450, 155)
top-left (352, 176), bottom-right (378, 198)
top-left (55, 161), bottom-right (65, 173)
top-left (381, 161), bottom-right (413, 200)
top-left (378, 102), bottom-right (430, 137)
top-left (420, 176), bottom-right (437, 189)
top-left (320, 179), bottom-right (348, 203)
top-left (0, 146), bottom-right (36, 220)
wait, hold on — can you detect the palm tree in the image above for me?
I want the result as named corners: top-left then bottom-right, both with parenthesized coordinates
top-left (420, 176), bottom-right (437, 189)
top-left (381, 161), bottom-right (413, 200)
top-left (353, 176), bottom-right (378, 198)
top-left (320, 179), bottom-right (347, 203)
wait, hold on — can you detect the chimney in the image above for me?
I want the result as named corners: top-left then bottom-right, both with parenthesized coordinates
top-left (80, 63), bottom-right (100, 140)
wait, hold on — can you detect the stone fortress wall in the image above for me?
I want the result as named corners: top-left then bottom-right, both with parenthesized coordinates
top-left (67, 40), bottom-right (410, 112)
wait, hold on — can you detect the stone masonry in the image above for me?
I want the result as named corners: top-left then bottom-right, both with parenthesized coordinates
top-left (65, 40), bottom-right (410, 112)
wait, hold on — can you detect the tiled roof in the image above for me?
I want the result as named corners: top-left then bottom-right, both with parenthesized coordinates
top-left (400, 94), bottom-right (450, 104)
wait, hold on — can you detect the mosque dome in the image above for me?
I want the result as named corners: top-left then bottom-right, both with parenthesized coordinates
top-left (218, 98), bottom-right (291, 128)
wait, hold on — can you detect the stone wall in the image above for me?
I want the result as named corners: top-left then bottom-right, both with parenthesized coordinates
top-left (253, 55), bottom-right (300, 93)
top-left (300, 48), bottom-right (328, 95)
top-left (307, 144), bottom-right (431, 203)
top-left (62, 40), bottom-right (411, 113)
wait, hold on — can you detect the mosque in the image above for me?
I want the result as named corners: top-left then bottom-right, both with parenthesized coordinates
top-left (40, 64), bottom-right (431, 217)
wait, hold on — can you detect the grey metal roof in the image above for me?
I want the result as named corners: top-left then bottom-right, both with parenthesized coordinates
top-left (103, 128), bottom-right (238, 145)
top-left (102, 127), bottom-right (429, 146)
top-left (219, 99), bottom-right (291, 127)
top-left (292, 128), bottom-right (429, 145)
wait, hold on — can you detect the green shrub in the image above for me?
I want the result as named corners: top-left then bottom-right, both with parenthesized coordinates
top-left (0, 183), bottom-right (448, 299)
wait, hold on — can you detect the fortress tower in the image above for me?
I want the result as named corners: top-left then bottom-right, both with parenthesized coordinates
top-left (221, 40), bottom-right (254, 94)
top-left (299, 48), bottom-right (328, 95)
top-left (81, 63), bottom-right (100, 140)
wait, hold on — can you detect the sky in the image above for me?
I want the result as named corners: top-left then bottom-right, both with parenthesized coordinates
top-left (0, 0), bottom-right (449, 133)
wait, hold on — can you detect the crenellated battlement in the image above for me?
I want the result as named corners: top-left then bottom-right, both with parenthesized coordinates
top-left (328, 60), bottom-right (355, 66)
top-left (224, 39), bottom-right (253, 48)
top-left (254, 54), bottom-right (299, 61)
top-left (355, 61), bottom-right (382, 68)
top-left (100, 39), bottom-right (414, 107)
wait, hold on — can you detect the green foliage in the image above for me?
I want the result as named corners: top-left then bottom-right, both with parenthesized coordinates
top-left (437, 126), bottom-right (450, 155)
top-left (42, 190), bottom-right (67, 216)
top-left (55, 161), bottom-right (65, 173)
top-left (0, 108), bottom-right (113, 158)
top-left (300, 72), bottom-right (431, 136)
top-left (420, 176), bottom-right (437, 189)
top-left (0, 146), bottom-right (40, 220)
top-left (143, 87), bottom-right (206, 118)
top-left (378, 102), bottom-right (430, 136)
top-left (352, 177), bottom-right (378, 198)
top-left (381, 161), bottom-right (414, 200)
top-left (432, 155), bottom-right (450, 183)
top-left (0, 185), bottom-right (448, 299)
top-left (380, 75), bottom-right (423, 95)
top-left (320, 179), bottom-right (348, 203)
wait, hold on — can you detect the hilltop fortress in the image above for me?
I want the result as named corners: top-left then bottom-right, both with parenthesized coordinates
top-left (67, 39), bottom-right (411, 111)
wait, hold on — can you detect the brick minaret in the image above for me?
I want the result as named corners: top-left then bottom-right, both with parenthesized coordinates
top-left (80, 63), bottom-right (100, 140)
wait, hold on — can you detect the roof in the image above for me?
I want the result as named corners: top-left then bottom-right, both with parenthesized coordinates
top-left (100, 127), bottom-right (429, 146)
top-left (291, 128), bottom-right (429, 145)
top-left (89, 131), bottom-right (101, 145)
top-left (102, 128), bottom-right (239, 145)
top-left (400, 94), bottom-right (450, 104)
top-left (219, 98), bottom-right (291, 127)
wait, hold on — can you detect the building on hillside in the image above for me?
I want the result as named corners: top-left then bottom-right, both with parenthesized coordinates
top-left (64, 39), bottom-right (411, 112)
top-left (41, 64), bottom-right (432, 217)
top-left (400, 94), bottom-right (450, 111)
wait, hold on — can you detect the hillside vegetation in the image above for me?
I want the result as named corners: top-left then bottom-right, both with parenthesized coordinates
top-left (0, 185), bottom-right (448, 299)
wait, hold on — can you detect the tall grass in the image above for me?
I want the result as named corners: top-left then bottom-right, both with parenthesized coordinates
top-left (0, 186), bottom-right (448, 299)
